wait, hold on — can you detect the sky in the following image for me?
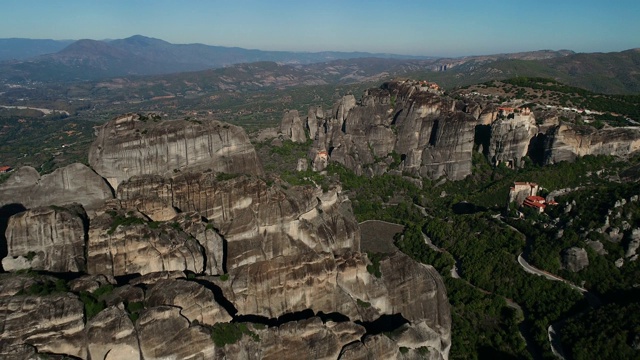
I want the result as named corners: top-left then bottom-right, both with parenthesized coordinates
top-left (2, 0), bottom-right (639, 57)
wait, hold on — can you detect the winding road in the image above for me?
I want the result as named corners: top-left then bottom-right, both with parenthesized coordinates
top-left (501, 216), bottom-right (604, 360)
top-left (517, 253), bottom-right (587, 293)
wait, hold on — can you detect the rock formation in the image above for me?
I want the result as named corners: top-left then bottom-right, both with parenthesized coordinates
top-left (220, 317), bottom-right (365, 359)
top-left (561, 247), bottom-right (589, 272)
top-left (146, 279), bottom-right (232, 325)
top-left (2, 204), bottom-right (87, 272)
top-left (544, 124), bottom-right (640, 164)
top-left (88, 113), bottom-right (263, 190)
top-left (0, 293), bottom-right (86, 358)
top-left (0, 105), bottom-right (452, 359)
top-left (117, 173), bottom-right (360, 271)
top-left (85, 304), bottom-right (141, 360)
top-left (137, 306), bottom-right (216, 359)
top-left (488, 113), bottom-right (538, 167)
top-left (0, 163), bottom-right (113, 210)
top-left (308, 80), bottom-right (476, 180)
top-left (86, 206), bottom-right (205, 276)
top-left (306, 106), bottom-right (324, 140)
top-left (279, 109), bottom-right (307, 143)
top-left (625, 228), bottom-right (640, 261)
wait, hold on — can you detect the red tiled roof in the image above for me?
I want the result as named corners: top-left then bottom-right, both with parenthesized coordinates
top-left (0, 166), bottom-right (11, 172)
top-left (524, 201), bottom-right (545, 208)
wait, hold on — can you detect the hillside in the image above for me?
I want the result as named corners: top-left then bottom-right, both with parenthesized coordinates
top-left (417, 49), bottom-right (640, 95)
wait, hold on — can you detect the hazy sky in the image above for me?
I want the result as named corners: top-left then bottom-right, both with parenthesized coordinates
top-left (2, 0), bottom-right (639, 57)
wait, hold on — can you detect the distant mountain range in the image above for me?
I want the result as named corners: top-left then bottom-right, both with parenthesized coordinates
top-left (0, 38), bottom-right (74, 61)
top-left (0, 35), bottom-right (638, 94)
top-left (0, 35), bottom-right (434, 81)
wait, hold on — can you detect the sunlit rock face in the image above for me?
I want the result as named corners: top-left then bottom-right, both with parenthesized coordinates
top-left (117, 173), bottom-right (360, 271)
top-left (279, 109), bottom-right (307, 143)
top-left (2, 204), bottom-right (87, 272)
top-left (309, 80), bottom-right (476, 180)
top-left (488, 114), bottom-right (539, 168)
top-left (86, 205), bottom-right (205, 277)
top-left (88, 113), bottom-right (263, 190)
top-left (544, 124), bottom-right (640, 164)
top-left (0, 293), bottom-right (87, 359)
top-left (0, 163), bottom-right (113, 210)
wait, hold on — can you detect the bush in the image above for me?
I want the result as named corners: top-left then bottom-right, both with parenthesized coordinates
top-left (210, 322), bottom-right (259, 347)
top-left (126, 301), bottom-right (145, 323)
top-left (80, 291), bottom-right (105, 321)
top-left (366, 252), bottom-right (384, 278)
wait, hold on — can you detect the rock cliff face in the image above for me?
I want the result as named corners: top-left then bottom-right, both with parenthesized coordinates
top-left (85, 304), bottom-right (141, 360)
top-left (0, 293), bottom-right (86, 359)
top-left (220, 317), bottom-right (365, 360)
top-left (2, 205), bottom-right (87, 272)
top-left (488, 114), bottom-right (538, 167)
top-left (137, 306), bottom-right (216, 360)
top-left (279, 110), bottom-right (307, 143)
top-left (88, 113), bottom-right (263, 190)
top-left (87, 206), bottom-right (205, 277)
top-left (309, 80), bottom-right (476, 180)
top-left (544, 124), bottom-right (640, 164)
top-left (146, 279), bottom-right (232, 325)
top-left (0, 163), bottom-right (113, 210)
top-left (117, 173), bottom-right (360, 271)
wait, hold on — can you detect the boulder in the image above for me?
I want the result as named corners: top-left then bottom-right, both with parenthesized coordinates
top-left (585, 240), bottom-right (607, 255)
top-left (68, 274), bottom-right (117, 293)
top-left (562, 247), bottom-right (589, 272)
top-left (102, 284), bottom-right (145, 307)
top-left (2, 205), bottom-right (87, 273)
top-left (88, 113), bottom-right (263, 190)
top-left (0, 163), bottom-right (113, 210)
top-left (625, 228), bottom-right (640, 261)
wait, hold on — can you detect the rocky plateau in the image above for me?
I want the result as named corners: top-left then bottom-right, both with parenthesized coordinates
top-left (0, 111), bottom-right (452, 359)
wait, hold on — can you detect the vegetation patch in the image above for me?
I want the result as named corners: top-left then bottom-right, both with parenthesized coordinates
top-left (17, 278), bottom-right (68, 296)
top-left (126, 301), bottom-right (145, 323)
top-left (365, 252), bottom-right (384, 278)
top-left (210, 322), bottom-right (259, 347)
top-left (106, 211), bottom-right (147, 234)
